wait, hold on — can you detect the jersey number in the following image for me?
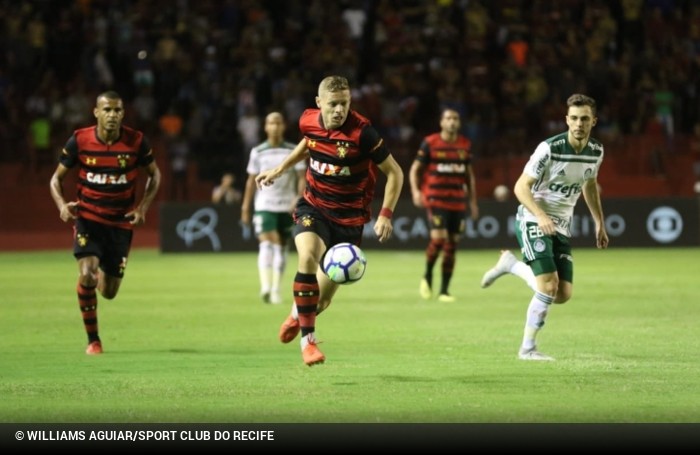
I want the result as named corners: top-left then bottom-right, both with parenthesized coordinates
top-left (528, 225), bottom-right (544, 238)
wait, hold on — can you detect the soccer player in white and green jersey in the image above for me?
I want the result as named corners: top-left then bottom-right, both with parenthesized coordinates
top-left (480, 94), bottom-right (609, 361)
top-left (241, 112), bottom-right (306, 304)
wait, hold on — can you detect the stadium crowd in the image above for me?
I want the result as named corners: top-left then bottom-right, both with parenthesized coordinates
top-left (1, 0), bottom-right (699, 193)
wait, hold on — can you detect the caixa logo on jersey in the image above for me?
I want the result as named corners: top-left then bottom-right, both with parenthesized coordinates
top-left (309, 158), bottom-right (351, 176)
top-left (86, 172), bottom-right (127, 184)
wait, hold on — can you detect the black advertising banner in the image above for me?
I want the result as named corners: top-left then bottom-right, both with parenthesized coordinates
top-left (158, 203), bottom-right (254, 252)
top-left (159, 198), bottom-right (700, 252)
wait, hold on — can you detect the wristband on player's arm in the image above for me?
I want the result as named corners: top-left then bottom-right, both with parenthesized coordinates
top-left (379, 207), bottom-right (393, 219)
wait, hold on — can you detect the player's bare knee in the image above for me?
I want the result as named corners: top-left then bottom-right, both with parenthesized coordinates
top-left (100, 287), bottom-right (118, 299)
top-left (98, 278), bottom-right (121, 299)
top-left (541, 281), bottom-right (558, 297)
top-left (554, 294), bottom-right (571, 304)
top-left (554, 282), bottom-right (572, 303)
top-left (554, 289), bottom-right (572, 304)
top-left (79, 270), bottom-right (98, 287)
top-left (298, 255), bottom-right (318, 274)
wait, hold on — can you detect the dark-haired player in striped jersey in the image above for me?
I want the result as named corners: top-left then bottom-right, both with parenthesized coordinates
top-left (256, 76), bottom-right (404, 366)
top-left (409, 109), bottom-right (479, 303)
top-left (480, 94), bottom-right (608, 361)
top-left (50, 91), bottom-right (161, 355)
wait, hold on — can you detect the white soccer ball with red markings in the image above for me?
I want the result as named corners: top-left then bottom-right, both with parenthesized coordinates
top-left (322, 243), bottom-right (367, 285)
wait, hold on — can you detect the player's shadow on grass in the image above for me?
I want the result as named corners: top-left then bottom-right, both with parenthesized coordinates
top-left (379, 375), bottom-right (437, 383)
top-left (379, 375), bottom-right (515, 384)
top-left (167, 348), bottom-right (200, 354)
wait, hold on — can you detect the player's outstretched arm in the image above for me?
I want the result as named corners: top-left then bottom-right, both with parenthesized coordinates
top-left (256, 138), bottom-right (309, 189)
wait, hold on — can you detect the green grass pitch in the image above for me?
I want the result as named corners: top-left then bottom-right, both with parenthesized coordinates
top-left (1, 247), bottom-right (699, 423)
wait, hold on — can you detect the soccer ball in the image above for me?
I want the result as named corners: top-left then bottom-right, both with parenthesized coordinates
top-left (493, 184), bottom-right (510, 202)
top-left (322, 242), bottom-right (367, 285)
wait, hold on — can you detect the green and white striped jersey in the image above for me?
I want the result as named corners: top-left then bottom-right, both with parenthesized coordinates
top-left (246, 141), bottom-right (306, 212)
top-left (517, 132), bottom-right (604, 237)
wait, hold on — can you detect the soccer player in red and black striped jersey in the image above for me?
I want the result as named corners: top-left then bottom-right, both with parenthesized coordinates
top-left (256, 75), bottom-right (404, 366)
top-left (409, 109), bottom-right (479, 302)
top-left (49, 91), bottom-right (161, 355)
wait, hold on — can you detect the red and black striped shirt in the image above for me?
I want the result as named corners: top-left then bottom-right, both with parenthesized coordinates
top-left (59, 125), bottom-right (154, 229)
top-left (415, 133), bottom-right (472, 211)
top-left (299, 109), bottom-right (390, 226)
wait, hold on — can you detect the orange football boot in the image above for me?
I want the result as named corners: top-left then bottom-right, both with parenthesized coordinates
top-left (279, 314), bottom-right (300, 343)
top-left (302, 340), bottom-right (325, 366)
top-left (86, 341), bottom-right (103, 355)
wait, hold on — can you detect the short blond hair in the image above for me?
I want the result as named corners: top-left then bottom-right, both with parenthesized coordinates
top-left (318, 76), bottom-right (350, 95)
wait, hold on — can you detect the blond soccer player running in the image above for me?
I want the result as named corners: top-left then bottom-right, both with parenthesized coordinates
top-left (255, 76), bottom-right (403, 366)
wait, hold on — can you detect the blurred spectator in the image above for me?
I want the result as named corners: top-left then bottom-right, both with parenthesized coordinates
top-left (63, 83), bottom-right (91, 132)
top-left (654, 76), bottom-right (675, 143)
top-left (166, 132), bottom-right (190, 201)
top-left (342, 0), bottom-right (366, 45)
top-left (133, 49), bottom-right (155, 89)
top-left (27, 113), bottom-right (51, 172)
top-left (212, 173), bottom-right (242, 205)
top-left (691, 123), bottom-right (700, 180)
top-left (506, 33), bottom-right (529, 68)
top-left (132, 85), bottom-right (157, 134)
top-left (237, 105), bottom-right (261, 155)
top-left (158, 106), bottom-right (183, 138)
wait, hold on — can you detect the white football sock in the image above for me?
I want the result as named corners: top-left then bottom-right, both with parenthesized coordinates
top-left (511, 261), bottom-right (537, 292)
top-left (300, 332), bottom-right (316, 350)
top-left (271, 243), bottom-right (285, 292)
top-left (521, 292), bottom-right (553, 351)
top-left (258, 240), bottom-right (273, 294)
